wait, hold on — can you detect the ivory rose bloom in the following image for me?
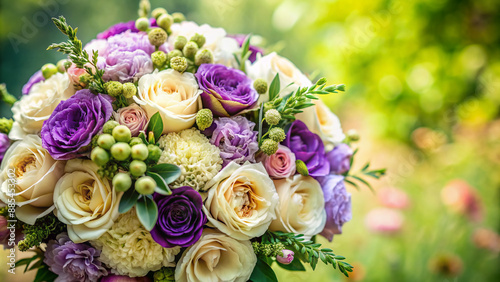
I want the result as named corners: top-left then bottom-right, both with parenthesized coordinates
top-left (270, 175), bottom-right (326, 239)
top-left (0, 135), bottom-right (65, 224)
top-left (175, 230), bottom-right (256, 282)
top-left (134, 69), bottom-right (202, 133)
top-left (9, 73), bottom-right (75, 140)
top-left (113, 103), bottom-right (148, 136)
top-left (203, 162), bottom-right (279, 240)
top-left (54, 159), bottom-right (121, 242)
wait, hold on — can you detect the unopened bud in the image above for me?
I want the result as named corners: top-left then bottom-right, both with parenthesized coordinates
top-left (295, 160), bottom-right (309, 176)
top-left (196, 109), bottom-right (213, 131)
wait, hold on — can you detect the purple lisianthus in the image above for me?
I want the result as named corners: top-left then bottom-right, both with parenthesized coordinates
top-left (196, 64), bottom-right (259, 117)
top-left (151, 186), bottom-right (207, 248)
top-left (230, 34), bottom-right (264, 63)
top-left (97, 19), bottom-right (157, 39)
top-left (283, 120), bottom-right (330, 177)
top-left (41, 89), bottom-right (113, 160)
top-left (44, 233), bottom-right (108, 282)
top-left (0, 133), bottom-right (9, 163)
top-left (326, 143), bottom-right (353, 175)
top-left (316, 175), bottom-right (352, 241)
top-left (22, 70), bottom-right (45, 95)
top-left (210, 116), bottom-right (259, 167)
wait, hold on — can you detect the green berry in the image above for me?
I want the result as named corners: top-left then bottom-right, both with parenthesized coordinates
top-left (110, 142), bottom-right (131, 161)
top-left (129, 137), bottom-right (143, 146)
top-left (260, 139), bottom-right (279, 156)
top-left (170, 56), bottom-right (188, 73)
top-left (265, 109), bottom-right (281, 126)
top-left (174, 36), bottom-right (187, 50)
top-left (41, 63), bottom-right (58, 79)
top-left (147, 144), bottom-right (162, 163)
top-left (112, 125), bottom-right (132, 143)
top-left (122, 83), bottom-right (137, 99)
top-left (196, 109), bottom-right (213, 131)
top-left (194, 49), bottom-right (214, 66)
top-left (91, 147), bottom-right (110, 166)
top-left (253, 79), bottom-right (268, 94)
top-left (167, 49), bottom-right (183, 62)
top-left (269, 127), bottom-right (286, 142)
top-left (190, 33), bottom-right (206, 48)
top-left (135, 17), bottom-right (150, 32)
top-left (106, 81), bottom-right (123, 97)
top-left (0, 118), bottom-right (13, 134)
top-left (148, 28), bottom-right (168, 47)
top-left (182, 41), bottom-right (198, 59)
top-left (131, 144), bottom-right (149, 161)
top-left (172, 12), bottom-right (185, 23)
top-left (112, 172), bottom-right (132, 192)
top-left (97, 134), bottom-right (116, 150)
top-left (157, 14), bottom-right (173, 30)
top-left (152, 51), bottom-right (167, 69)
top-left (129, 160), bottom-right (147, 177)
top-left (56, 59), bottom-right (69, 73)
top-left (152, 8), bottom-right (167, 19)
top-left (103, 120), bottom-right (119, 134)
top-left (135, 176), bottom-right (156, 195)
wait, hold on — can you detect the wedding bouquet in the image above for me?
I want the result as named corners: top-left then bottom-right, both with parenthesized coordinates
top-left (0, 1), bottom-right (384, 281)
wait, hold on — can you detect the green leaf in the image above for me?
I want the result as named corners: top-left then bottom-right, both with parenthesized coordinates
top-left (277, 258), bottom-right (306, 271)
top-left (118, 188), bottom-right (139, 213)
top-left (147, 112), bottom-right (163, 143)
top-left (257, 103), bottom-right (264, 145)
top-left (250, 258), bottom-right (278, 282)
top-left (268, 73), bottom-right (281, 101)
top-left (34, 265), bottom-right (57, 282)
top-left (149, 163), bottom-right (181, 184)
top-left (146, 171), bottom-right (172, 195)
top-left (136, 196), bottom-right (158, 231)
top-left (138, 131), bottom-right (148, 145)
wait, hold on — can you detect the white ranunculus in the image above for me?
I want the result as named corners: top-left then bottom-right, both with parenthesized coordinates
top-left (296, 100), bottom-right (346, 149)
top-left (9, 73), bottom-right (75, 140)
top-left (270, 175), bottom-right (326, 239)
top-left (0, 135), bottom-right (65, 224)
top-left (175, 230), bottom-right (256, 282)
top-left (134, 69), bottom-right (202, 133)
top-left (53, 159), bottom-right (121, 242)
top-left (203, 162), bottom-right (279, 240)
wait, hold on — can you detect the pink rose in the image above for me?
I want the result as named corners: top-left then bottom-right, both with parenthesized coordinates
top-left (113, 103), bottom-right (148, 136)
top-left (67, 64), bottom-right (88, 88)
top-left (441, 179), bottom-right (482, 222)
top-left (378, 187), bottom-right (410, 209)
top-left (276, 249), bottom-right (294, 265)
top-left (259, 145), bottom-right (296, 178)
top-left (365, 208), bottom-right (404, 234)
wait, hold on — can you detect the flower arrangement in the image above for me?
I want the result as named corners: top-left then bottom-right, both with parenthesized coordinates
top-left (0, 1), bottom-right (385, 281)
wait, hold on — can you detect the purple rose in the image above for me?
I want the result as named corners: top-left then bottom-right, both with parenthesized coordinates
top-left (196, 64), bottom-right (259, 117)
top-left (44, 233), bottom-right (108, 282)
top-left (0, 133), bottom-right (9, 163)
top-left (41, 89), bottom-right (113, 160)
top-left (283, 120), bottom-right (330, 177)
top-left (230, 34), bottom-right (264, 63)
top-left (22, 70), bottom-right (45, 95)
top-left (151, 186), bottom-right (207, 248)
top-left (326, 143), bottom-right (353, 175)
top-left (97, 19), bottom-right (157, 39)
top-left (210, 116), bottom-right (259, 167)
top-left (316, 175), bottom-right (352, 241)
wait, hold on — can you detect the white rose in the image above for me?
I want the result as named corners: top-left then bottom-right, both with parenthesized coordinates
top-left (9, 73), bottom-right (75, 140)
top-left (270, 175), bottom-right (326, 239)
top-left (0, 135), bottom-right (65, 224)
top-left (53, 159), bottom-right (121, 242)
top-left (203, 162), bottom-right (279, 240)
top-left (134, 69), bottom-right (202, 133)
top-left (296, 100), bottom-right (346, 149)
top-left (175, 230), bottom-right (257, 282)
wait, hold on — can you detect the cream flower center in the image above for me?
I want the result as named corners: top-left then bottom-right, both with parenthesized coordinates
top-left (227, 180), bottom-right (259, 218)
top-left (14, 156), bottom-right (37, 178)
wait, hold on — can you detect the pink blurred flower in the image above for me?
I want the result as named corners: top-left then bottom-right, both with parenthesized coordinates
top-left (378, 187), bottom-right (410, 209)
top-left (441, 180), bottom-right (482, 222)
top-left (258, 145), bottom-right (296, 178)
top-left (101, 275), bottom-right (151, 282)
top-left (113, 103), bottom-right (148, 137)
top-left (365, 208), bottom-right (404, 234)
top-left (472, 228), bottom-right (500, 254)
top-left (276, 249), bottom-right (294, 265)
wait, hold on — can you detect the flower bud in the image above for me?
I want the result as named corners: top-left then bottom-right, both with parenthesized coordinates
top-left (56, 59), bottom-right (70, 73)
top-left (91, 146), bottom-right (110, 166)
top-left (135, 176), bottom-right (156, 195)
top-left (41, 63), bottom-right (58, 79)
top-left (129, 160), bottom-right (147, 177)
top-left (152, 8), bottom-right (168, 19)
top-left (194, 49), bottom-right (214, 66)
top-left (253, 78), bottom-right (268, 94)
top-left (172, 12), bottom-right (185, 23)
top-left (148, 28), bottom-right (168, 47)
top-left (182, 41), bottom-right (198, 59)
top-left (347, 129), bottom-right (360, 142)
top-left (106, 81), bottom-right (123, 97)
top-left (122, 82), bottom-right (138, 99)
top-left (174, 35), bottom-right (187, 50)
top-left (97, 133), bottom-right (116, 150)
top-left (154, 267), bottom-right (175, 282)
top-left (157, 14), bottom-right (173, 30)
top-left (170, 56), bottom-right (188, 73)
top-left (276, 250), bottom-right (294, 265)
top-left (269, 127), bottom-right (286, 142)
top-left (261, 139), bottom-right (279, 156)
top-left (147, 144), bottom-right (162, 163)
top-left (337, 84), bottom-right (346, 91)
top-left (316, 77), bottom-right (327, 85)
top-left (112, 172), bottom-right (132, 192)
top-left (112, 125), bottom-right (132, 143)
top-left (265, 109), bottom-right (281, 125)
top-left (196, 109), bottom-right (213, 131)
top-left (103, 120), bottom-right (119, 134)
top-left (0, 118), bottom-right (13, 134)
top-left (129, 137), bottom-right (143, 146)
top-left (190, 33), bottom-right (206, 48)
top-left (167, 50), bottom-right (183, 62)
top-left (131, 143), bottom-right (149, 161)
top-left (110, 142), bottom-right (131, 161)
top-left (295, 159), bottom-right (309, 176)
top-left (135, 17), bottom-right (150, 32)
top-left (152, 50), bottom-right (167, 69)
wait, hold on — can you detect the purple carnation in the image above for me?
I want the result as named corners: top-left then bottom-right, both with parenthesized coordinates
top-left (326, 144), bottom-right (353, 175)
top-left (106, 31), bottom-right (158, 55)
top-left (97, 19), bottom-right (157, 39)
top-left (151, 186), bottom-right (207, 248)
top-left (230, 34), bottom-right (264, 63)
top-left (0, 133), bottom-right (9, 163)
top-left (44, 233), bottom-right (108, 282)
top-left (316, 175), bottom-right (352, 241)
top-left (210, 116), bottom-right (259, 167)
top-left (41, 89), bottom-right (113, 160)
top-left (196, 64), bottom-right (259, 117)
top-left (100, 49), bottom-right (153, 83)
top-left (22, 70), bottom-right (45, 95)
top-left (283, 120), bottom-right (330, 177)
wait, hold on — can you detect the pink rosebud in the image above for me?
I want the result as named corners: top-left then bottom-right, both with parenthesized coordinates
top-left (67, 63), bottom-right (89, 88)
top-left (259, 145), bottom-right (296, 178)
top-left (113, 103), bottom-right (148, 137)
top-left (101, 275), bottom-right (151, 282)
top-left (365, 208), bottom-right (404, 234)
top-left (441, 180), bottom-right (482, 222)
top-left (378, 187), bottom-right (410, 209)
top-left (276, 249), bottom-right (294, 265)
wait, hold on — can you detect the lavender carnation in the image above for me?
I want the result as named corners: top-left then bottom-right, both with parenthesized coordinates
top-left (210, 116), bottom-right (259, 167)
top-left (100, 49), bottom-right (153, 83)
top-left (22, 70), bottom-right (45, 95)
top-left (44, 233), bottom-right (108, 282)
top-left (0, 133), bottom-right (9, 163)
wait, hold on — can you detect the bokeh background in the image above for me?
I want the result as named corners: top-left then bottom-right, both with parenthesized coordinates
top-left (1, 0), bottom-right (499, 281)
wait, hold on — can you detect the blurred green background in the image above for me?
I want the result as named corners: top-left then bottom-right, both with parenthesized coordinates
top-left (1, 0), bottom-right (499, 281)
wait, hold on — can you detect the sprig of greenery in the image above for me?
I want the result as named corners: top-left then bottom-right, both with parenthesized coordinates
top-left (262, 231), bottom-right (354, 277)
top-left (16, 249), bottom-right (57, 282)
top-left (345, 149), bottom-right (386, 191)
top-left (47, 16), bottom-right (105, 93)
top-left (233, 34), bottom-right (252, 72)
top-left (18, 213), bottom-right (66, 251)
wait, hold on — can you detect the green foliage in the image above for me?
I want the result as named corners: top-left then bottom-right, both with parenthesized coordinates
top-left (234, 34), bottom-right (252, 72)
top-left (16, 249), bottom-right (57, 282)
top-left (136, 195), bottom-right (158, 231)
top-left (18, 213), bottom-right (66, 251)
top-left (250, 258), bottom-right (279, 282)
top-left (147, 112), bottom-right (164, 143)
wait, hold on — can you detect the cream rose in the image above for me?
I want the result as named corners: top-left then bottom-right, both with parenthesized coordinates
top-left (270, 175), bottom-right (326, 239)
top-left (9, 73), bottom-right (75, 140)
top-left (203, 162), bottom-right (279, 240)
top-left (134, 69), bottom-right (202, 133)
top-left (0, 135), bottom-right (65, 224)
top-left (53, 159), bottom-right (121, 242)
top-left (175, 230), bottom-right (257, 282)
